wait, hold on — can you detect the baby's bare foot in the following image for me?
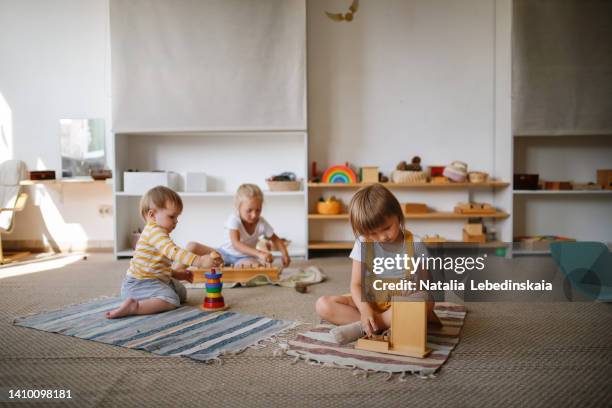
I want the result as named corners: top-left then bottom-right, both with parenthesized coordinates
top-left (106, 298), bottom-right (139, 319)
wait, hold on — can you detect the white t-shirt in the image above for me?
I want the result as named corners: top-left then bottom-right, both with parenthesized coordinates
top-left (219, 214), bottom-right (274, 256)
top-left (349, 235), bottom-right (429, 278)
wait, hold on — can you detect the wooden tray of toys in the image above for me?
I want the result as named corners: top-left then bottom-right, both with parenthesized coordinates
top-left (192, 264), bottom-right (280, 284)
top-left (454, 202), bottom-right (496, 215)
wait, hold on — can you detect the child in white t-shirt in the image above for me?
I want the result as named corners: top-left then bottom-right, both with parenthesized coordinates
top-left (188, 184), bottom-right (290, 267)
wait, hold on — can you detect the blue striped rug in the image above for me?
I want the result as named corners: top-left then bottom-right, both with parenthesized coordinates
top-left (14, 298), bottom-right (294, 362)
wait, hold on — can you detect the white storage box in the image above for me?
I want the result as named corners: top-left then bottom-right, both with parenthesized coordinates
top-left (123, 171), bottom-right (180, 194)
top-left (185, 172), bottom-right (208, 192)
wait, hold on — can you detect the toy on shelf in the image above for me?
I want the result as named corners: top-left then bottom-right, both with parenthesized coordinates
top-left (422, 235), bottom-right (447, 243)
top-left (543, 181), bottom-right (572, 190)
top-left (514, 174), bottom-right (539, 190)
top-left (29, 170), bottom-right (56, 181)
top-left (597, 169), bottom-right (612, 190)
top-left (317, 196), bottom-right (343, 215)
top-left (321, 164), bottom-right (358, 184)
top-left (428, 165), bottom-right (445, 178)
top-left (571, 182), bottom-right (602, 191)
top-left (355, 295), bottom-right (444, 358)
top-left (468, 171), bottom-right (488, 183)
top-left (514, 235), bottom-right (575, 252)
top-left (443, 161), bottom-right (468, 182)
top-left (454, 202), bottom-right (496, 215)
top-left (360, 166), bottom-right (379, 183)
top-left (193, 264), bottom-right (280, 284)
top-left (90, 169), bottom-right (112, 181)
top-left (201, 268), bottom-right (228, 311)
top-left (310, 161), bottom-right (320, 182)
top-left (403, 203), bottom-right (429, 214)
top-left (392, 156), bottom-right (427, 184)
top-left (266, 172), bottom-right (301, 191)
top-left (463, 223), bottom-right (486, 243)
top-left (430, 176), bottom-right (450, 184)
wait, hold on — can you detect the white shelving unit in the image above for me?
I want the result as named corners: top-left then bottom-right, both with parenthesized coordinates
top-left (512, 135), bottom-right (612, 255)
top-left (112, 131), bottom-right (308, 260)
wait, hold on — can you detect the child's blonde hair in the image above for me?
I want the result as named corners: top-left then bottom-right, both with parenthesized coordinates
top-left (349, 183), bottom-right (405, 237)
top-left (139, 186), bottom-right (183, 221)
top-left (234, 183), bottom-right (264, 211)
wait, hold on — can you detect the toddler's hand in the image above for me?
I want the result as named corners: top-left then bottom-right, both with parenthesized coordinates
top-left (209, 251), bottom-right (224, 267)
top-left (257, 250), bottom-right (273, 264)
top-left (281, 254), bottom-right (291, 268)
top-left (360, 307), bottom-right (378, 338)
top-left (173, 270), bottom-right (194, 283)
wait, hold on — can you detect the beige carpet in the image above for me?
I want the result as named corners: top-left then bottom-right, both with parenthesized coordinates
top-left (1, 254), bottom-right (611, 407)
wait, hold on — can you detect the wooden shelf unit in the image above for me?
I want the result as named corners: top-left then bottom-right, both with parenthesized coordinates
top-left (308, 181), bottom-right (509, 189)
top-left (307, 180), bottom-right (511, 254)
top-left (308, 211), bottom-right (510, 220)
top-left (307, 240), bottom-right (508, 250)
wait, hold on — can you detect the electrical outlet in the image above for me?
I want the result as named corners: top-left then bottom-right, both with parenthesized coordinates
top-left (98, 205), bottom-right (113, 217)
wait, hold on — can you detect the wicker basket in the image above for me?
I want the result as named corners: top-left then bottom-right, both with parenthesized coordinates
top-left (468, 172), bottom-right (488, 183)
top-left (391, 170), bottom-right (427, 184)
top-left (266, 179), bottom-right (302, 191)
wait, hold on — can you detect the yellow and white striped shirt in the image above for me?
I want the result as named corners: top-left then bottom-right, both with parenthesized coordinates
top-left (127, 222), bottom-right (197, 282)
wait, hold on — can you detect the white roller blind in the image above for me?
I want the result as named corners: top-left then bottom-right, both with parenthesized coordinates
top-left (110, 0), bottom-right (306, 131)
top-left (513, 0), bottom-right (612, 135)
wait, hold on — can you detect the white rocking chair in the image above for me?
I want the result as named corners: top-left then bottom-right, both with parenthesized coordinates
top-left (0, 160), bottom-right (29, 264)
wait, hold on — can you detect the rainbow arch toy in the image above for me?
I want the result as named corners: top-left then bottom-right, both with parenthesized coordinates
top-left (321, 165), bottom-right (358, 184)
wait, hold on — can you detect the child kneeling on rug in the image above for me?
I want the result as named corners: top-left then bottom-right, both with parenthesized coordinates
top-left (107, 186), bottom-right (223, 319)
top-left (315, 183), bottom-right (438, 344)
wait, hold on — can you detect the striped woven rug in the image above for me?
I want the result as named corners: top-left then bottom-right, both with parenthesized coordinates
top-left (285, 303), bottom-right (466, 377)
top-left (14, 297), bottom-right (294, 362)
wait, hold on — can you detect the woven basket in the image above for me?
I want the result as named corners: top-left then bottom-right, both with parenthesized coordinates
top-left (266, 180), bottom-right (302, 191)
top-left (468, 172), bottom-right (488, 183)
top-left (391, 170), bottom-right (427, 184)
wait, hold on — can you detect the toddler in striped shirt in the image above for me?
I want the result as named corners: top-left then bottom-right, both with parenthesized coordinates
top-left (106, 186), bottom-right (223, 319)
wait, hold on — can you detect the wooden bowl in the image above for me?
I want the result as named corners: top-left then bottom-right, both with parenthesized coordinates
top-left (317, 200), bottom-right (342, 215)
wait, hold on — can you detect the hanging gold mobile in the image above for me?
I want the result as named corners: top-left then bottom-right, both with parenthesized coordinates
top-left (325, 0), bottom-right (359, 22)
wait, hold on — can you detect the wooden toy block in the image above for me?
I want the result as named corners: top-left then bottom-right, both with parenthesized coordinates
top-left (544, 181), bottom-right (572, 190)
top-left (463, 229), bottom-right (486, 243)
top-left (454, 202), bottom-right (496, 215)
top-left (463, 223), bottom-right (483, 236)
top-left (403, 203), bottom-right (429, 214)
top-left (192, 265), bottom-right (280, 284)
top-left (361, 166), bottom-right (379, 183)
top-left (596, 169), bottom-right (612, 190)
top-left (421, 235), bottom-right (447, 243)
top-left (430, 176), bottom-right (450, 184)
top-left (355, 296), bottom-right (434, 358)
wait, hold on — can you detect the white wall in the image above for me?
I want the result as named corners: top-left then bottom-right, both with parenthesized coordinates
top-left (1, 0), bottom-right (514, 249)
top-left (0, 0), bottom-right (113, 249)
top-left (307, 0), bottom-right (512, 242)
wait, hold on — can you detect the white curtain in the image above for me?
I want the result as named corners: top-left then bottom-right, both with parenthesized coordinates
top-left (513, 0), bottom-right (612, 135)
top-left (110, 0), bottom-right (306, 132)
